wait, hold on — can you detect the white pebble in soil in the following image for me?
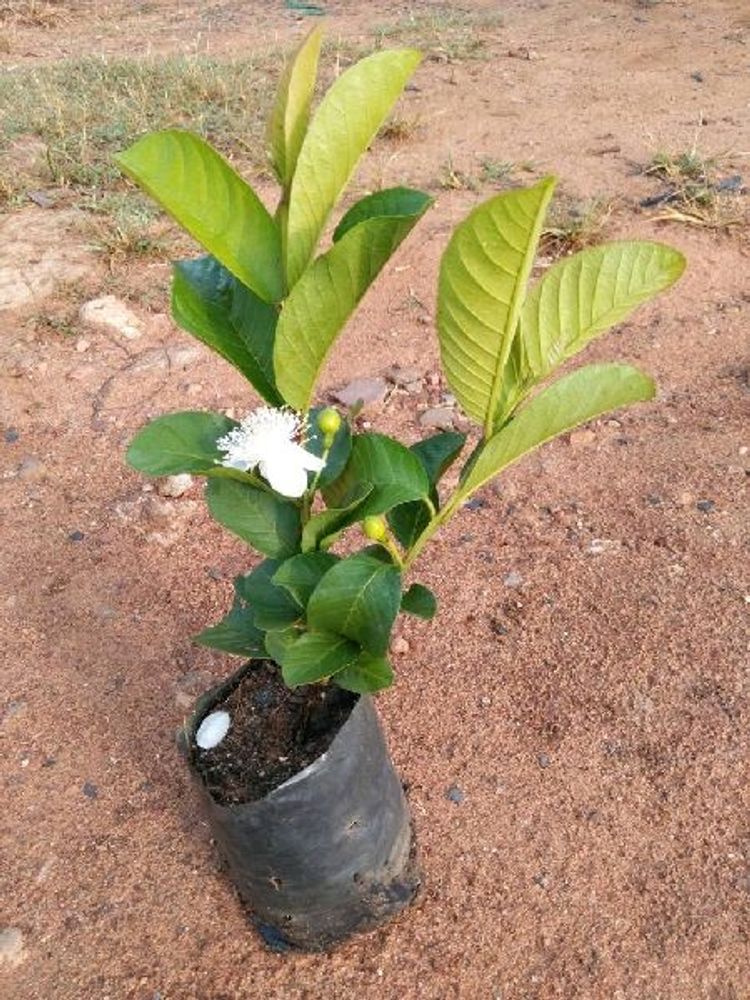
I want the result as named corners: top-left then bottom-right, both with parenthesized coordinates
top-left (195, 710), bottom-right (231, 750)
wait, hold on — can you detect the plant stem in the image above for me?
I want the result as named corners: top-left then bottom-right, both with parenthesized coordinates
top-left (403, 490), bottom-right (462, 571)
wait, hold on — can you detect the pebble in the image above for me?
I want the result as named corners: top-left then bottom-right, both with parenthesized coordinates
top-left (385, 364), bottom-right (422, 386)
top-left (79, 295), bottom-right (143, 340)
top-left (503, 570), bottom-right (524, 588)
top-left (445, 785), bottom-right (465, 804)
top-left (157, 473), bottom-right (194, 498)
top-left (696, 499), bottom-right (715, 513)
top-left (195, 710), bottom-right (231, 750)
top-left (75, 337), bottom-right (90, 353)
top-left (4, 428), bottom-right (19, 443)
top-left (569, 428), bottom-right (596, 448)
top-left (586, 538), bottom-right (620, 556)
top-left (390, 636), bottom-right (410, 655)
top-left (537, 753), bottom-right (551, 769)
top-left (0, 927), bottom-right (25, 967)
top-left (17, 456), bottom-right (46, 481)
top-left (68, 530), bottom-right (85, 542)
top-left (419, 407), bottom-right (455, 430)
top-left (82, 781), bottom-right (98, 800)
top-left (464, 497), bottom-right (488, 511)
top-left (332, 377), bottom-right (388, 408)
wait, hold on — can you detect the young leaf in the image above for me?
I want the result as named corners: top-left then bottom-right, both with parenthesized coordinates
top-left (301, 483), bottom-right (373, 552)
top-left (335, 651), bottom-right (394, 693)
top-left (401, 583), bottom-right (437, 620)
top-left (457, 363), bottom-right (656, 503)
top-left (333, 187), bottom-right (433, 242)
top-left (267, 26), bottom-right (323, 187)
top-left (275, 210), bottom-right (430, 412)
top-left (307, 551), bottom-right (402, 655)
top-left (206, 479), bottom-right (301, 557)
top-left (265, 627), bottom-right (299, 664)
top-left (116, 130), bottom-right (283, 303)
top-left (388, 431), bottom-right (466, 548)
top-left (305, 405), bottom-right (352, 487)
top-left (285, 48), bottom-right (422, 286)
top-left (193, 605), bottom-right (268, 657)
top-left (278, 631), bottom-right (361, 687)
top-left (127, 411), bottom-right (235, 476)
top-left (520, 240), bottom-right (687, 380)
top-left (437, 177), bottom-right (556, 434)
top-left (172, 257), bottom-right (283, 406)
top-left (323, 433), bottom-right (430, 521)
top-left (272, 552), bottom-right (339, 608)
top-left (235, 559), bottom-right (302, 630)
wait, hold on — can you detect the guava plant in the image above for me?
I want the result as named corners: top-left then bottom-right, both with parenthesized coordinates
top-left (120, 29), bottom-right (685, 696)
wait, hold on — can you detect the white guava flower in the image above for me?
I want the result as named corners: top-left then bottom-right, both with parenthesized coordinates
top-left (216, 407), bottom-right (325, 499)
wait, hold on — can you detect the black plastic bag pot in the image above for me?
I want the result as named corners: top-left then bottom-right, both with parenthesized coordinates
top-left (179, 664), bottom-right (421, 952)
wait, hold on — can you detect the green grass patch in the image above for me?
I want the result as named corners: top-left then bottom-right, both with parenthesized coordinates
top-left (373, 4), bottom-right (503, 62)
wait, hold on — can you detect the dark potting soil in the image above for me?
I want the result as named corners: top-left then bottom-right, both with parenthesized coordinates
top-left (193, 662), bottom-right (357, 805)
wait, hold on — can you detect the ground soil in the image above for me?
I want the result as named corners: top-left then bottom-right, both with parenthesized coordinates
top-left (192, 663), bottom-right (357, 805)
top-left (1, 1), bottom-right (749, 998)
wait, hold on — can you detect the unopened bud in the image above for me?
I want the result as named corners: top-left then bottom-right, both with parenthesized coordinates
top-left (317, 407), bottom-right (342, 438)
top-left (362, 515), bottom-right (388, 542)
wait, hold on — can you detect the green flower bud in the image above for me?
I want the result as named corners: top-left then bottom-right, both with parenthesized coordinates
top-left (317, 407), bottom-right (342, 437)
top-left (362, 515), bottom-right (388, 542)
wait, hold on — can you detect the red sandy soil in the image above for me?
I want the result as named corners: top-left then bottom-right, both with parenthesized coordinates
top-left (2, 1), bottom-right (749, 997)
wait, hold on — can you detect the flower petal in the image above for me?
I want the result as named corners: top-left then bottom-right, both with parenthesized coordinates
top-left (289, 443), bottom-right (326, 472)
top-left (260, 454), bottom-right (309, 498)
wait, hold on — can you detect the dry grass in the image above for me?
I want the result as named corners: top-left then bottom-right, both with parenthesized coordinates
top-left (0, 1), bottom-right (70, 28)
top-left (373, 4), bottom-right (503, 63)
top-left (643, 147), bottom-right (747, 230)
top-left (540, 194), bottom-right (615, 256)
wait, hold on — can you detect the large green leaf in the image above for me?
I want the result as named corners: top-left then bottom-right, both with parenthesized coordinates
top-left (235, 560), bottom-right (302, 630)
top-left (323, 433), bottom-right (430, 520)
top-left (285, 48), bottom-right (422, 286)
top-left (267, 26), bottom-right (322, 187)
top-left (388, 431), bottom-right (466, 548)
top-left (172, 257), bottom-right (283, 406)
top-left (333, 186), bottom-right (433, 242)
top-left (457, 363), bottom-right (656, 502)
top-left (272, 552), bottom-right (338, 608)
top-left (335, 651), bottom-right (394, 693)
top-left (307, 551), bottom-right (402, 655)
top-left (193, 604), bottom-right (268, 657)
top-left (116, 130), bottom-right (282, 303)
top-left (275, 210), bottom-right (429, 411)
top-left (301, 483), bottom-right (373, 552)
top-left (520, 241), bottom-right (687, 380)
top-left (206, 479), bottom-right (301, 557)
top-left (437, 177), bottom-right (556, 433)
top-left (278, 631), bottom-right (360, 687)
top-left (127, 411), bottom-right (235, 476)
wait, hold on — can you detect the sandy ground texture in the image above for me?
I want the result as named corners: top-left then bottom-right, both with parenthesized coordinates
top-left (2, 0), bottom-right (750, 997)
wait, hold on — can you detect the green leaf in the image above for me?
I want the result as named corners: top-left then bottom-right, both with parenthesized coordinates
top-left (306, 405), bottom-right (351, 487)
top-left (301, 483), bottom-right (373, 552)
top-left (401, 583), bottom-right (437, 620)
top-left (323, 433), bottom-right (430, 521)
top-left (275, 210), bottom-right (429, 412)
top-left (172, 257), bottom-right (283, 406)
top-left (235, 559), bottom-right (302, 630)
top-left (127, 411), bottom-right (235, 476)
top-left (116, 130), bottom-right (282, 303)
top-left (333, 186), bottom-right (433, 242)
top-left (272, 552), bottom-right (338, 608)
top-left (286, 48), bottom-right (422, 286)
top-left (520, 240), bottom-right (687, 380)
top-left (437, 177), bottom-right (556, 433)
top-left (267, 26), bottom-right (323, 187)
top-left (265, 627), bottom-right (299, 664)
top-left (335, 651), bottom-right (394, 693)
top-left (457, 363), bottom-right (656, 502)
top-left (206, 478), bottom-right (301, 557)
top-left (307, 551), bottom-right (402, 655)
top-left (278, 631), bottom-right (360, 687)
top-left (388, 431), bottom-right (466, 548)
top-left (193, 604), bottom-right (268, 657)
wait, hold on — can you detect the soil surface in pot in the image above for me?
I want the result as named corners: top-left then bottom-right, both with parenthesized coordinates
top-left (193, 663), bottom-right (357, 805)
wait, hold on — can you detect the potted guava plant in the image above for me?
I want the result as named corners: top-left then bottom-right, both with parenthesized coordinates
top-left (118, 28), bottom-right (685, 952)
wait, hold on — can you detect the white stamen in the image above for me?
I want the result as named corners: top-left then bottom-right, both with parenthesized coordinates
top-left (216, 407), bottom-right (325, 499)
top-left (195, 710), bottom-right (231, 750)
